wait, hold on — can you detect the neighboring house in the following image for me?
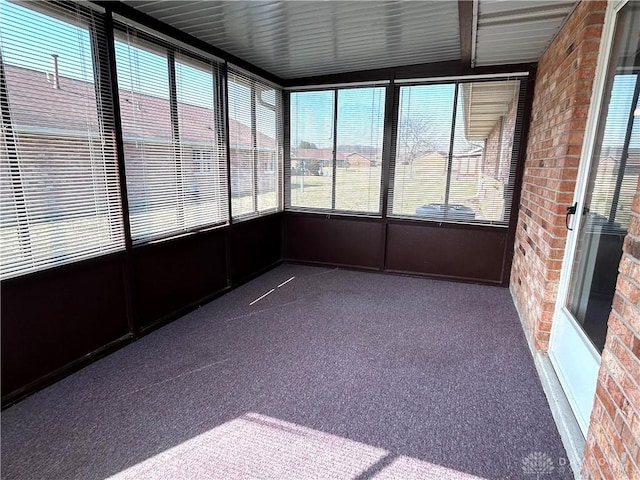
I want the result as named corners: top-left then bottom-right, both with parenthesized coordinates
top-left (2, 64), bottom-right (277, 213)
top-left (451, 147), bottom-right (482, 179)
top-left (598, 146), bottom-right (640, 175)
top-left (291, 147), bottom-right (351, 174)
top-left (346, 152), bottom-right (371, 167)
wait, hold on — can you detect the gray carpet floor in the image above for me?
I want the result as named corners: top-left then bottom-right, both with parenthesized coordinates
top-left (1, 265), bottom-right (572, 480)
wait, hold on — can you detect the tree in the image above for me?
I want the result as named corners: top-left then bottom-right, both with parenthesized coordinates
top-left (397, 117), bottom-right (438, 178)
top-left (298, 140), bottom-right (317, 149)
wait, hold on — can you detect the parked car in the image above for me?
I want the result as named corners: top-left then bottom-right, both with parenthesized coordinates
top-left (415, 203), bottom-right (476, 220)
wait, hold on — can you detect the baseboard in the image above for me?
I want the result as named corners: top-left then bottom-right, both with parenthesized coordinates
top-left (509, 285), bottom-right (585, 480)
top-left (283, 259), bottom-right (504, 287)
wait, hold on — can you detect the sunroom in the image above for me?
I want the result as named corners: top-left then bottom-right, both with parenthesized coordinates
top-left (1, 1), bottom-right (639, 479)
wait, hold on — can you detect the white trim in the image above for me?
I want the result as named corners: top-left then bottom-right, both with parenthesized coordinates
top-left (394, 71), bottom-right (529, 84)
top-left (614, 0), bottom-right (628, 10)
top-left (548, 0), bottom-right (630, 443)
top-left (285, 80), bottom-right (390, 91)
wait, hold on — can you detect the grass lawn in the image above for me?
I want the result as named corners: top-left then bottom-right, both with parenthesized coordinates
top-left (288, 165), bottom-right (479, 215)
top-left (232, 191), bottom-right (278, 217)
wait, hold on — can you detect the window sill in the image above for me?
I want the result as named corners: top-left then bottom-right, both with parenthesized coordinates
top-left (132, 221), bottom-right (230, 247)
top-left (284, 208), bottom-right (383, 220)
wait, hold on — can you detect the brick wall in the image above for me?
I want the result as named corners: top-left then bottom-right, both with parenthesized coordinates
top-left (510, 0), bottom-right (640, 477)
top-left (510, 0), bottom-right (607, 350)
top-left (583, 182), bottom-right (640, 479)
top-left (484, 116), bottom-right (502, 178)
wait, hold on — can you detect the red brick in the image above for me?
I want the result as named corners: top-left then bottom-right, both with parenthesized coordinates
top-left (508, 1), bottom-right (640, 478)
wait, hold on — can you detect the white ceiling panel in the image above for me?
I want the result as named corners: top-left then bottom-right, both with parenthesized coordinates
top-left (122, 1), bottom-right (578, 80)
top-left (123, 1), bottom-right (461, 80)
top-left (474, 0), bottom-right (577, 66)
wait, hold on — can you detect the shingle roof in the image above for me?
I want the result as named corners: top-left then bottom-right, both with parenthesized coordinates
top-left (4, 64), bottom-right (275, 148)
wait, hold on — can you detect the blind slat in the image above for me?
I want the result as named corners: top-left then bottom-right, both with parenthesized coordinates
top-left (228, 66), bottom-right (283, 220)
top-left (0, 1), bottom-right (125, 279)
top-left (114, 22), bottom-right (228, 243)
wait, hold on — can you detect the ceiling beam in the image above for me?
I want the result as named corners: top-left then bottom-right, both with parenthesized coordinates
top-left (283, 60), bottom-right (537, 89)
top-left (458, 0), bottom-right (474, 67)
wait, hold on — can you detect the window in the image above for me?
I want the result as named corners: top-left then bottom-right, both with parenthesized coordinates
top-left (228, 67), bottom-right (283, 219)
top-left (390, 79), bottom-right (524, 225)
top-left (114, 23), bottom-right (227, 243)
top-left (289, 87), bottom-right (385, 213)
top-left (289, 90), bottom-right (334, 210)
top-left (0, 1), bottom-right (125, 279)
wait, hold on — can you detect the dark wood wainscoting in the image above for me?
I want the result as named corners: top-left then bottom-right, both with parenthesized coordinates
top-left (1, 213), bottom-right (284, 406)
top-left (284, 213), bottom-right (511, 285)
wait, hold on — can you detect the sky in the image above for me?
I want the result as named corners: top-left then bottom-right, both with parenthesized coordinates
top-left (290, 83), bottom-right (487, 154)
top-left (290, 88), bottom-right (388, 152)
top-left (0, 0), bottom-right (95, 82)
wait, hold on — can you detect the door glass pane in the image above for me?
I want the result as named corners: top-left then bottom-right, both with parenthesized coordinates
top-left (567, 1), bottom-right (640, 353)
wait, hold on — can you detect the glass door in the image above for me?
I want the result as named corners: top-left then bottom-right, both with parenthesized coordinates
top-left (549, 0), bottom-right (639, 436)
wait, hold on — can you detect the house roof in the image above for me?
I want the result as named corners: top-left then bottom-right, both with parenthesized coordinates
top-left (462, 80), bottom-right (519, 141)
top-left (4, 64), bottom-right (275, 148)
top-left (346, 152), bottom-right (370, 160)
top-left (292, 148), bottom-right (351, 161)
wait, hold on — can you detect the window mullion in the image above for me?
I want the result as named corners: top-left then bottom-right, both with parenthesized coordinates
top-left (443, 83), bottom-right (459, 215)
top-left (331, 89), bottom-right (338, 211)
top-left (167, 50), bottom-right (183, 229)
top-left (382, 82), bottom-right (398, 219)
top-left (251, 79), bottom-right (258, 214)
top-left (222, 64), bottom-right (233, 224)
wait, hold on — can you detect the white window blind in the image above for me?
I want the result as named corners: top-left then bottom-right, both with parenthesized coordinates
top-left (0, 1), bottom-right (125, 280)
top-left (335, 87), bottom-right (385, 212)
top-left (289, 86), bottom-right (385, 213)
top-left (390, 79), bottom-right (524, 225)
top-left (584, 72), bottom-right (639, 235)
top-left (114, 22), bottom-right (227, 243)
top-left (228, 66), bottom-right (282, 219)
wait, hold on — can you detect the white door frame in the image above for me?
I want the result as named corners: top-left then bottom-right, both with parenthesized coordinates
top-left (548, 0), bottom-right (630, 436)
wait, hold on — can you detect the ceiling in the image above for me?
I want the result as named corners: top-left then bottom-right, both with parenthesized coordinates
top-left (123, 0), bottom-right (577, 81)
top-left (475, 0), bottom-right (576, 66)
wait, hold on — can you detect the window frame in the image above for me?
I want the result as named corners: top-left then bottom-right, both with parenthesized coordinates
top-left (286, 83), bottom-right (388, 216)
top-left (387, 76), bottom-right (528, 227)
top-left (228, 66), bottom-right (284, 222)
top-left (113, 20), bottom-right (229, 244)
top-left (0, 1), bottom-right (126, 280)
